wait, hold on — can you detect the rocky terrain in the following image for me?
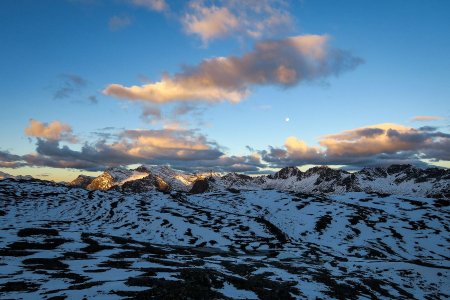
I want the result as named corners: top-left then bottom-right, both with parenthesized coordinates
top-left (0, 164), bottom-right (449, 299)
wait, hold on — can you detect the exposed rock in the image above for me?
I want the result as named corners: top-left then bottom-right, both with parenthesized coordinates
top-left (121, 175), bottom-right (170, 193)
top-left (268, 166), bottom-right (302, 179)
top-left (190, 178), bottom-right (210, 194)
top-left (68, 175), bottom-right (94, 189)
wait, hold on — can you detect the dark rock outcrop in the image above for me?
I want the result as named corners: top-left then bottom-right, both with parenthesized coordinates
top-left (190, 178), bottom-right (210, 194)
top-left (268, 167), bottom-right (302, 180)
top-left (121, 175), bottom-right (170, 193)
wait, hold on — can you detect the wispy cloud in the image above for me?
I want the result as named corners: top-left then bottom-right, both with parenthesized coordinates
top-left (88, 95), bottom-right (98, 104)
top-left (183, 3), bottom-right (238, 45)
top-left (54, 74), bottom-right (88, 100)
top-left (127, 0), bottom-right (168, 12)
top-left (109, 15), bottom-right (132, 31)
top-left (183, 0), bottom-right (293, 44)
top-left (52, 74), bottom-right (99, 104)
top-left (411, 116), bottom-right (444, 122)
top-left (140, 105), bottom-right (162, 124)
top-left (104, 35), bottom-right (362, 103)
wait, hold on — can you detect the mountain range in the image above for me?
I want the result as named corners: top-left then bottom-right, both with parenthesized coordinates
top-left (65, 164), bottom-right (450, 198)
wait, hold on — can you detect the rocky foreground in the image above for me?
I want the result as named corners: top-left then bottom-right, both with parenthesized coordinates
top-left (0, 177), bottom-right (449, 299)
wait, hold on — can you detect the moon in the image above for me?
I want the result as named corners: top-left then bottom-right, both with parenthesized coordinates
top-left (285, 117), bottom-right (290, 122)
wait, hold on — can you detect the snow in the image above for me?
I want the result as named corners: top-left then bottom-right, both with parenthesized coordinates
top-left (118, 171), bottom-right (149, 185)
top-left (216, 282), bottom-right (259, 299)
top-left (0, 178), bottom-right (448, 299)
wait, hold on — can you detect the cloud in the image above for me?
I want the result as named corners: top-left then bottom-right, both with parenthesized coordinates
top-left (88, 95), bottom-right (98, 104)
top-left (183, 3), bottom-right (238, 44)
top-left (140, 106), bottom-right (162, 124)
top-left (25, 119), bottom-right (77, 143)
top-left (54, 74), bottom-right (88, 100)
top-left (411, 116), bottom-right (444, 122)
top-left (139, 103), bottom-right (207, 129)
top-left (261, 123), bottom-right (450, 168)
top-left (19, 127), bottom-right (265, 172)
top-left (8, 121), bottom-right (450, 172)
top-left (182, 0), bottom-right (293, 44)
top-left (109, 15), bottom-right (132, 31)
top-left (0, 150), bottom-right (26, 168)
top-left (128, 0), bottom-right (167, 12)
top-left (15, 122), bottom-right (267, 172)
top-left (170, 153), bottom-right (266, 173)
top-left (104, 35), bottom-right (363, 103)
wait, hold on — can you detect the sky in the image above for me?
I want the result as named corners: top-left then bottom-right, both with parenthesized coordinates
top-left (1, 0), bottom-right (450, 181)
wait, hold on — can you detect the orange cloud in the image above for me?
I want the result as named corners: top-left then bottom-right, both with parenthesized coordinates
top-left (20, 127), bottom-right (265, 173)
top-left (284, 136), bottom-right (320, 158)
top-left (262, 123), bottom-right (450, 168)
top-left (115, 129), bottom-right (211, 159)
top-left (411, 116), bottom-right (444, 122)
top-left (319, 123), bottom-right (416, 157)
top-left (104, 35), bottom-right (362, 103)
top-left (24, 119), bottom-right (77, 143)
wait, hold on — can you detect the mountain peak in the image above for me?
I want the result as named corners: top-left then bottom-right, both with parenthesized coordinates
top-left (385, 164), bottom-right (416, 174)
top-left (269, 166), bottom-right (302, 179)
top-left (68, 174), bottom-right (95, 188)
top-left (303, 166), bottom-right (348, 181)
top-left (0, 171), bottom-right (13, 180)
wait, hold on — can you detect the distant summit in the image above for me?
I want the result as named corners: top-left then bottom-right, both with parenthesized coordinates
top-left (0, 171), bottom-right (33, 181)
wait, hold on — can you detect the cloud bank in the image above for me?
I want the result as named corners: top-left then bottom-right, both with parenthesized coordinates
top-left (261, 123), bottom-right (450, 169)
top-left (104, 35), bottom-right (363, 103)
top-left (3, 122), bottom-right (450, 173)
top-left (0, 151), bottom-right (26, 168)
top-left (19, 124), bottom-right (264, 172)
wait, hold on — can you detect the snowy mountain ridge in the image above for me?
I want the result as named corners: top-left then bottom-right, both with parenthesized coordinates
top-left (65, 164), bottom-right (450, 198)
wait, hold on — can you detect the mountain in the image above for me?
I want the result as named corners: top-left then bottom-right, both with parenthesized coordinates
top-left (207, 165), bottom-right (450, 198)
top-left (0, 178), bottom-right (448, 299)
top-left (67, 175), bottom-right (95, 188)
top-left (0, 171), bottom-right (34, 181)
top-left (76, 165), bottom-right (215, 193)
top-left (0, 171), bottom-right (13, 180)
top-left (136, 165), bottom-right (216, 192)
top-left (85, 167), bottom-right (147, 191)
top-left (68, 164), bottom-right (450, 198)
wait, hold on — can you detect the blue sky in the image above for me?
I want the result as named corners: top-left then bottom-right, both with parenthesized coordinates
top-left (1, 0), bottom-right (449, 181)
